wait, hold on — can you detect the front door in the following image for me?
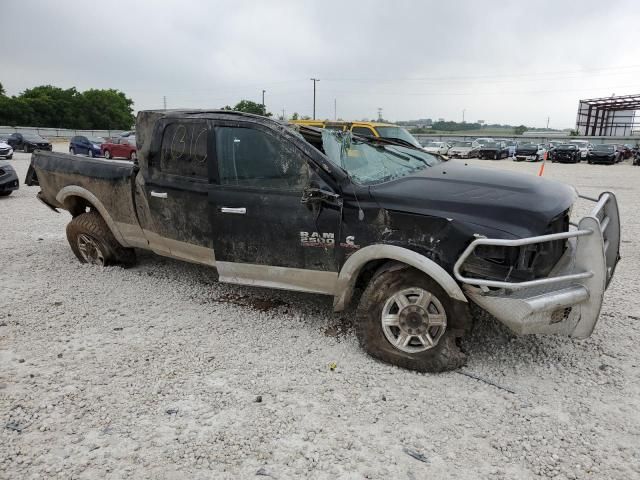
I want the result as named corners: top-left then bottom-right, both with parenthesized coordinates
top-left (209, 121), bottom-right (341, 294)
top-left (135, 119), bottom-right (214, 264)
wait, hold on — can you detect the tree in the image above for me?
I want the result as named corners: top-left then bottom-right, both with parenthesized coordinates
top-left (227, 99), bottom-right (271, 117)
top-left (513, 125), bottom-right (528, 135)
top-left (0, 81), bottom-right (5, 96)
top-left (290, 112), bottom-right (299, 120)
top-left (0, 83), bottom-right (134, 129)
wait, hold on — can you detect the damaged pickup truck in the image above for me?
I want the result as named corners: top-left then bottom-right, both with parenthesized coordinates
top-left (25, 110), bottom-right (621, 372)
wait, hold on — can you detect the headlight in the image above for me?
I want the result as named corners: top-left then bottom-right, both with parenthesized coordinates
top-left (92, 144), bottom-right (99, 149)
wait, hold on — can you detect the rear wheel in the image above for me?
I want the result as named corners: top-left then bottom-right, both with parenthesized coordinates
top-left (129, 150), bottom-right (137, 161)
top-left (69, 147), bottom-right (75, 155)
top-left (66, 211), bottom-right (136, 267)
top-left (355, 266), bottom-right (466, 372)
top-left (103, 150), bottom-right (112, 159)
top-left (88, 149), bottom-right (94, 158)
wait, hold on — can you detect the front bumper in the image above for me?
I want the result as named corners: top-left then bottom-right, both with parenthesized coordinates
top-left (453, 192), bottom-right (620, 338)
top-left (515, 154), bottom-right (538, 162)
top-left (0, 170), bottom-right (20, 192)
top-left (0, 148), bottom-right (13, 158)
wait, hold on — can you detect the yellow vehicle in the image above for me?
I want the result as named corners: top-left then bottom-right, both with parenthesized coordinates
top-left (290, 120), bottom-right (422, 148)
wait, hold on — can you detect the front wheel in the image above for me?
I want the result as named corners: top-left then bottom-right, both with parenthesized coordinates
top-left (129, 150), bottom-right (137, 161)
top-left (103, 150), bottom-right (111, 159)
top-left (66, 211), bottom-right (136, 267)
top-left (355, 266), bottom-right (466, 372)
top-left (69, 147), bottom-right (75, 155)
top-left (88, 149), bottom-right (94, 158)
top-left (0, 191), bottom-right (12, 197)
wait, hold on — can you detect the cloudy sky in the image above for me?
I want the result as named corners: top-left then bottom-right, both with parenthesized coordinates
top-left (2, 0), bottom-right (639, 128)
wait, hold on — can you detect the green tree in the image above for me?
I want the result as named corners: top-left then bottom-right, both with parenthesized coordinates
top-left (228, 99), bottom-right (271, 117)
top-left (80, 89), bottom-right (135, 129)
top-left (513, 125), bottom-right (528, 135)
top-left (290, 112), bottom-right (299, 120)
top-left (0, 81), bottom-right (5, 96)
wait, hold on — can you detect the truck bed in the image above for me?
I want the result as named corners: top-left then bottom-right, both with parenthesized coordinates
top-left (26, 151), bottom-right (145, 248)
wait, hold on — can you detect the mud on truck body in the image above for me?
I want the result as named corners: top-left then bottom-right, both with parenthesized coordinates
top-left (25, 110), bottom-right (621, 372)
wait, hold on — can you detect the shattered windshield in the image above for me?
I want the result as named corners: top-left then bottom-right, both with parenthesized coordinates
top-left (374, 126), bottom-right (421, 148)
top-left (321, 130), bottom-right (440, 185)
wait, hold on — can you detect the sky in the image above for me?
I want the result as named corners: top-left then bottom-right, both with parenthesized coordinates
top-left (2, 0), bottom-right (639, 129)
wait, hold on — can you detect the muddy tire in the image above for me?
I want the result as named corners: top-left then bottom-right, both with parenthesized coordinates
top-left (355, 265), bottom-right (466, 373)
top-left (66, 211), bottom-right (136, 267)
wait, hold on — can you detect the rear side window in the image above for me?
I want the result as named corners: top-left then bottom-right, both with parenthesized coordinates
top-left (159, 122), bottom-right (208, 178)
top-left (215, 127), bottom-right (308, 190)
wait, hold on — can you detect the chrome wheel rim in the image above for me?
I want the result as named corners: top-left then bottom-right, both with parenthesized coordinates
top-left (381, 287), bottom-right (447, 353)
top-left (130, 151), bottom-right (137, 160)
top-left (77, 234), bottom-right (105, 265)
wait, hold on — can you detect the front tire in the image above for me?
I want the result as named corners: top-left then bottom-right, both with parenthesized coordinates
top-left (103, 150), bottom-right (112, 159)
top-left (66, 211), bottom-right (136, 267)
top-left (129, 151), bottom-right (137, 161)
top-left (355, 266), bottom-right (466, 372)
top-left (88, 149), bottom-right (94, 158)
top-left (0, 191), bottom-right (12, 197)
top-left (70, 147), bottom-right (75, 155)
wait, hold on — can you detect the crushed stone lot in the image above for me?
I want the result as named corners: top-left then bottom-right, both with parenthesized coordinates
top-left (1, 147), bottom-right (640, 479)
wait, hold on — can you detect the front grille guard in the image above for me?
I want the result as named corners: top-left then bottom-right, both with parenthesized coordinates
top-left (453, 192), bottom-right (620, 290)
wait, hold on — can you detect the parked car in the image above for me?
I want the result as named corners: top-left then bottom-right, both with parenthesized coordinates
top-left (422, 141), bottom-right (450, 155)
top-left (617, 144), bottom-right (633, 160)
top-left (446, 141), bottom-right (479, 158)
top-left (70, 135), bottom-right (105, 158)
top-left (551, 144), bottom-right (581, 163)
top-left (568, 140), bottom-right (591, 160)
top-left (0, 160), bottom-right (19, 196)
top-left (514, 143), bottom-right (546, 162)
top-left (101, 136), bottom-right (137, 160)
top-left (6, 133), bottom-right (52, 153)
top-left (25, 109), bottom-right (621, 373)
top-left (587, 144), bottom-right (620, 165)
top-left (474, 137), bottom-right (495, 148)
top-left (505, 140), bottom-right (518, 158)
top-left (477, 141), bottom-right (509, 159)
top-left (0, 137), bottom-right (14, 160)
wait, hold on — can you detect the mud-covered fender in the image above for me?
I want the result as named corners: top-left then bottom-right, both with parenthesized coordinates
top-left (56, 185), bottom-right (130, 247)
top-left (333, 244), bottom-right (467, 311)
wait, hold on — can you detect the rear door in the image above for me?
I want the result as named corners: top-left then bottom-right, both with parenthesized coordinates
top-left (208, 120), bottom-right (341, 293)
top-left (136, 119), bottom-right (214, 264)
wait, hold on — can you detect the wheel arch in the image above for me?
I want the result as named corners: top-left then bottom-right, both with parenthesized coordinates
top-left (333, 244), bottom-right (467, 312)
top-left (56, 186), bottom-right (129, 247)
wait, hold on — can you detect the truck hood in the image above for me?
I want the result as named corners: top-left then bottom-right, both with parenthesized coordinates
top-left (369, 161), bottom-right (576, 238)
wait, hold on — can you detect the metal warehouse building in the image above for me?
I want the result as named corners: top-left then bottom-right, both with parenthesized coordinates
top-left (576, 94), bottom-right (640, 136)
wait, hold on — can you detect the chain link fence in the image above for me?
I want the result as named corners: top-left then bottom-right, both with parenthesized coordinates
top-left (0, 126), bottom-right (128, 140)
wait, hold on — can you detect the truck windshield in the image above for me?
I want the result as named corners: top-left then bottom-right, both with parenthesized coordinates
top-left (374, 126), bottom-right (422, 148)
top-left (322, 130), bottom-right (440, 185)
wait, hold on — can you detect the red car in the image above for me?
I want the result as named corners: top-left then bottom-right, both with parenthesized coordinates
top-left (101, 136), bottom-right (137, 160)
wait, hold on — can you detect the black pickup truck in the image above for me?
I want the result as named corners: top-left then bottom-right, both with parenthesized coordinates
top-left (25, 110), bottom-right (621, 372)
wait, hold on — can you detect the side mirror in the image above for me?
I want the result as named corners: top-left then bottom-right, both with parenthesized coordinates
top-left (301, 187), bottom-right (342, 206)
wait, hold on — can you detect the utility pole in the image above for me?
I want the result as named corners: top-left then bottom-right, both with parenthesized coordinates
top-left (546, 116), bottom-right (550, 129)
top-left (282, 108), bottom-right (285, 121)
top-left (377, 107), bottom-right (383, 122)
top-left (334, 98), bottom-right (337, 120)
top-left (462, 109), bottom-right (466, 123)
top-left (310, 78), bottom-right (320, 119)
top-left (262, 90), bottom-right (266, 115)
top-left (163, 96), bottom-right (167, 110)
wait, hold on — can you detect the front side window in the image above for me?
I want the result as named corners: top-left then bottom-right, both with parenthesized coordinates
top-left (216, 127), bottom-right (308, 190)
top-left (159, 122), bottom-right (208, 178)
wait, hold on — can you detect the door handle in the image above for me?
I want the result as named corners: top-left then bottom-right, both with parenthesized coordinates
top-left (150, 191), bottom-right (168, 199)
top-left (220, 207), bottom-right (246, 214)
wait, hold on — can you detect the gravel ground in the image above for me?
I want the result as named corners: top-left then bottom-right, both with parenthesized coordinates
top-left (1, 146), bottom-right (639, 479)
